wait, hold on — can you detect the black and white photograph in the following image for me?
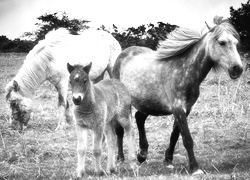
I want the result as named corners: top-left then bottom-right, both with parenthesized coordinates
top-left (0, 0), bottom-right (249, 179)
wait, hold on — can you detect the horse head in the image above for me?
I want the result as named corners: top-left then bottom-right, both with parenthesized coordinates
top-left (5, 80), bottom-right (32, 132)
top-left (67, 62), bottom-right (92, 105)
top-left (206, 17), bottom-right (243, 79)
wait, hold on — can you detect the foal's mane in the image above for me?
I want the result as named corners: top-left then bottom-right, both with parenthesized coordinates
top-left (156, 17), bottom-right (239, 60)
top-left (6, 28), bottom-right (72, 97)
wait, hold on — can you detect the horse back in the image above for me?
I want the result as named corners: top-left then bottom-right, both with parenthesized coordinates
top-left (95, 79), bottom-right (131, 113)
top-left (113, 46), bottom-right (154, 79)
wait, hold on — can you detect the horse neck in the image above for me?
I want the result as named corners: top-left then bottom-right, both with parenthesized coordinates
top-left (179, 37), bottom-right (214, 85)
top-left (15, 55), bottom-right (48, 97)
top-left (78, 81), bottom-right (97, 114)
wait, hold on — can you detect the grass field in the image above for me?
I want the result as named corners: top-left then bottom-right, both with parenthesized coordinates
top-left (1, 53), bottom-right (250, 179)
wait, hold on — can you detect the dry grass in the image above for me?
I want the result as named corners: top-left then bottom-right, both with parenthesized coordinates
top-left (1, 53), bottom-right (250, 179)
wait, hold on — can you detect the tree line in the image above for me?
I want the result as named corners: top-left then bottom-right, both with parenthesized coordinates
top-left (1, 0), bottom-right (250, 53)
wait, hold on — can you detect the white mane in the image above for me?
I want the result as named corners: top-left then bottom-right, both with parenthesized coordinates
top-left (156, 27), bottom-right (202, 59)
top-left (7, 28), bottom-right (72, 97)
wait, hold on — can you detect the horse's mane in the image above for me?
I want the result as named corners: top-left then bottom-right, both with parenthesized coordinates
top-left (25, 28), bottom-right (71, 62)
top-left (209, 18), bottom-right (239, 42)
top-left (156, 16), bottom-right (239, 60)
top-left (156, 27), bottom-right (203, 59)
top-left (6, 28), bottom-right (72, 97)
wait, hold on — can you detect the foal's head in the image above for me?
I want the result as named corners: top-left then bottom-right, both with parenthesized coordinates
top-left (5, 80), bottom-right (32, 132)
top-left (67, 62), bottom-right (92, 105)
top-left (206, 18), bottom-right (243, 79)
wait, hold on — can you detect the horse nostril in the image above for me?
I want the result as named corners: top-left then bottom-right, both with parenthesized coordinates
top-left (73, 96), bottom-right (81, 105)
top-left (229, 65), bottom-right (243, 79)
top-left (232, 65), bottom-right (243, 75)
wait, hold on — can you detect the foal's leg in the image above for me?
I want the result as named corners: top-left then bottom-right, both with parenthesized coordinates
top-left (55, 82), bottom-right (72, 131)
top-left (93, 128), bottom-right (104, 176)
top-left (104, 123), bottom-right (117, 174)
top-left (164, 120), bottom-right (180, 167)
top-left (173, 107), bottom-right (201, 174)
top-left (118, 114), bottom-right (136, 168)
top-left (123, 121), bottom-right (136, 166)
top-left (75, 125), bottom-right (88, 178)
top-left (135, 111), bottom-right (149, 163)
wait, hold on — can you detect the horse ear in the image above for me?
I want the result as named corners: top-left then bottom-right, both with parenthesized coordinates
top-left (13, 80), bottom-right (20, 91)
top-left (67, 63), bottom-right (75, 73)
top-left (84, 62), bottom-right (92, 74)
top-left (5, 83), bottom-right (12, 100)
top-left (205, 22), bottom-right (211, 30)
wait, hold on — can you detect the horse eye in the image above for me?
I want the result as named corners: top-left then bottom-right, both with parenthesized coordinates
top-left (83, 79), bottom-right (87, 84)
top-left (10, 101), bottom-right (18, 107)
top-left (218, 41), bottom-right (226, 46)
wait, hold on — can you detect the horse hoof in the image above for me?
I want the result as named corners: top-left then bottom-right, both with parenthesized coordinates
top-left (130, 162), bottom-right (139, 172)
top-left (163, 160), bottom-right (174, 169)
top-left (116, 155), bottom-right (125, 163)
top-left (166, 163), bottom-right (174, 169)
top-left (77, 169), bottom-right (86, 178)
top-left (95, 170), bottom-right (104, 176)
top-left (192, 169), bottom-right (204, 176)
top-left (137, 152), bottom-right (147, 163)
top-left (107, 168), bottom-right (116, 174)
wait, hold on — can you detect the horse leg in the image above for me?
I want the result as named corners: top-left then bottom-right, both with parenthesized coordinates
top-left (107, 63), bottom-right (113, 78)
top-left (164, 120), bottom-right (180, 167)
top-left (117, 114), bottom-right (137, 170)
top-left (115, 122), bottom-right (125, 162)
top-left (173, 107), bottom-right (201, 174)
top-left (104, 123), bottom-right (116, 174)
top-left (93, 128), bottom-right (104, 176)
top-left (135, 111), bottom-right (149, 163)
top-left (75, 125), bottom-right (88, 178)
top-left (55, 83), bottom-right (72, 131)
top-left (64, 100), bottom-right (72, 124)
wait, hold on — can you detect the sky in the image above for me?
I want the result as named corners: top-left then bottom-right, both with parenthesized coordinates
top-left (0, 0), bottom-right (248, 40)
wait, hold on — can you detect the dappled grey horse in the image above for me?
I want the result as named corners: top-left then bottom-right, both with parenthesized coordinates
top-left (113, 17), bottom-right (243, 174)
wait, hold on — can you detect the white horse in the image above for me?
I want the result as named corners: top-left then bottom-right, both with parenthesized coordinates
top-left (5, 28), bottom-right (122, 132)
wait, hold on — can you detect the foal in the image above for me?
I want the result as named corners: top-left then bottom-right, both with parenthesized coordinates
top-left (67, 62), bottom-right (136, 177)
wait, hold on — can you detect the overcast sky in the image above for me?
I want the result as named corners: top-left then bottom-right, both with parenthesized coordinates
top-left (0, 0), bottom-right (247, 39)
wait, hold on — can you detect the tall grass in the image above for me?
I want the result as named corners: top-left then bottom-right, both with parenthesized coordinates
top-left (1, 53), bottom-right (250, 179)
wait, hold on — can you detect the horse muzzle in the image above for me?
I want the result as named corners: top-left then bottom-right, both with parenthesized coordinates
top-left (228, 65), bottom-right (243, 79)
top-left (72, 96), bottom-right (82, 105)
top-left (10, 111), bottom-right (31, 132)
top-left (10, 119), bottom-right (23, 132)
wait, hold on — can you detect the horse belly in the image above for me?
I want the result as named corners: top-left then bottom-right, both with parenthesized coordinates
top-left (132, 95), bottom-right (172, 116)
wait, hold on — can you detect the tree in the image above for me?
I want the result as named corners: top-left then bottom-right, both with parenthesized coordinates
top-left (111, 22), bottom-right (177, 50)
top-left (230, 0), bottom-right (250, 51)
top-left (23, 11), bottom-right (90, 43)
top-left (0, 36), bottom-right (34, 52)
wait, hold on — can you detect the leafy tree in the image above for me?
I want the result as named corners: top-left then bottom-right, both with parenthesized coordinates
top-left (0, 36), bottom-right (34, 53)
top-left (0, 36), bottom-right (11, 52)
top-left (230, 0), bottom-right (250, 51)
top-left (111, 22), bottom-right (177, 49)
top-left (23, 11), bottom-right (90, 43)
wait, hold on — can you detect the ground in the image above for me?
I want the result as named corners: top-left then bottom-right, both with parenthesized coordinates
top-left (0, 53), bottom-right (250, 179)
